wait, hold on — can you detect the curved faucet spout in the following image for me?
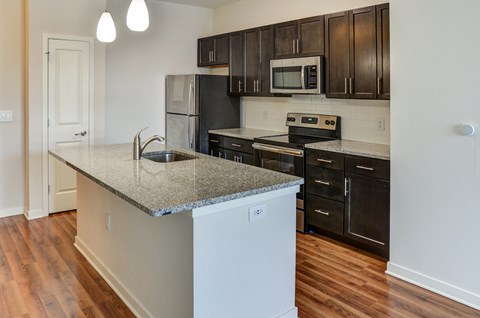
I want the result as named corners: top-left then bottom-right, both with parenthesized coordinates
top-left (133, 128), bottom-right (165, 160)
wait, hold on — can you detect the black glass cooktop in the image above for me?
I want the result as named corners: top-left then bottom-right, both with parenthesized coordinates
top-left (254, 134), bottom-right (335, 149)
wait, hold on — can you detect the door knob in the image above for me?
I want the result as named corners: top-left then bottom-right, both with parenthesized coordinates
top-left (75, 131), bottom-right (87, 136)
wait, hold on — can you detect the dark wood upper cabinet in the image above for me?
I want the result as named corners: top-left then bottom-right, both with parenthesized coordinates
top-left (377, 3), bottom-right (390, 100)
top-left (229, 32), bottom-right (244, 94)
top-left (326, 5), bottom-right (389, 100)
top-left (198, 34), bottom-right (229, 67)
top-left (274, 16), bottom-right (324, 59)
top-left (244, 29), bottom-right (259, 94)
top-left (245, 26), bottom-right (274, 95)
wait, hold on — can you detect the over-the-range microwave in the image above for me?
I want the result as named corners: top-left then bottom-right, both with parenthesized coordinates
top-left (270, 56), bottom-right (324, 94)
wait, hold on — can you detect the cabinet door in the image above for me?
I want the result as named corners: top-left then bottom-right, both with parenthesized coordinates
top-left (229, 32), bottom-right (244, 94)
top-left (325, 11), bottom-right (350, 98)
top-left (274, 20), bottom-right (298, 59)
top-left (377, 4), bottom-right (390, 100)
top-left (244, 29), bottom-right (259, 94)
top-left (213, 34), bottom-right (229, 65)
top-left (298, 16), bottom-right (324, 57)
top-left (198, 37), bottom-right (214, 66)
top-left (349, 6), bottom-right (377, 99)
top-left (258, 25), bottom-right (274, 95)
top-left (209, 146), bottom-right (225, 159)
top-left (345, 174), bottom-right (389, 255)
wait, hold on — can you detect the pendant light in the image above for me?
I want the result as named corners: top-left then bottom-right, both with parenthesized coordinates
top-left (96, 11), bottom-right (116, 43)
top-left (126, 0), bottom-right (149, 32)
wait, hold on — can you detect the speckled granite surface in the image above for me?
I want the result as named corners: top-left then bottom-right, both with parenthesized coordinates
top-left (305, 140), bottom-right (390, 160)
top-left (49, 143), bottom-right (303, 217)
top-left (208, 128), bottom-right (285, 140)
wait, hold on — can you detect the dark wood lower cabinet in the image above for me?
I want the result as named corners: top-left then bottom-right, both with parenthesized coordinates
top-left (306, 149), bottom-right (390, 258)
top-left (208, 134), bottom-right (254, 166)
top-left (345, 173), bottom-right (389, 255)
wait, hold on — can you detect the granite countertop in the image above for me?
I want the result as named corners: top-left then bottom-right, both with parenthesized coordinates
top-left (208, 128), bottom-right (285, 140)
top-left (305, 140), bottom-right (390, 160)
top-left (49, 143), bottom-right (303, 217)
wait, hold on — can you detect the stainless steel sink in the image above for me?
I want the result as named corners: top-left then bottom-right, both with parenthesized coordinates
top-left (142, 151), bottom-right (197, 163)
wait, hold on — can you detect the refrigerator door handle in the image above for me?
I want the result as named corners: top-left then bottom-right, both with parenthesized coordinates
top-left (188, 81), bottom-right (194, 115)
top-left (188, 116), bottom-right (195, 150)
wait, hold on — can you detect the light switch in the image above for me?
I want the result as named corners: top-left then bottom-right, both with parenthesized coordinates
top-left (0, 110), bottom-right (13, 122)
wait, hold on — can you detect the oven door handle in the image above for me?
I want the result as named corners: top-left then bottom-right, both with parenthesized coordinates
top-left (252, 143), bottom-right (304, 157)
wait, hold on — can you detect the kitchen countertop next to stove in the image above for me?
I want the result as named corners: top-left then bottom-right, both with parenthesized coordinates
top-left (208, 127), bottom-right (285, 140)
top-left (306, 140), bottom-right (390, 160)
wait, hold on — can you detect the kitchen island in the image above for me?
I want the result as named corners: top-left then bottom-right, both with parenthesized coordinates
top-left (49, 143), bottom-right (303, 318)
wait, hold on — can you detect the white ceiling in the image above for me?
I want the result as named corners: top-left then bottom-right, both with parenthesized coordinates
top-left (158, 0), bottom-right (240, 9)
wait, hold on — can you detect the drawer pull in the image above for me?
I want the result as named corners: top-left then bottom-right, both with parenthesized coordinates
top-left (356, 165), bottom-right (374, 171)
top-left (314, 209), bottom-right (330, 216)
top-left (317, 159), bottom-right (333, 163)
top-left (314, 180), bottom-right (330, 186)
top-left (231, 143), bottom-right (243, 148)
top-left (210, 139), bottom-right (220, 143)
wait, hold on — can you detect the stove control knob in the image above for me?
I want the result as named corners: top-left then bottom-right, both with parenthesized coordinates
top-left (287, 117), bottom-right (295, 122)
top-left (330, 120), bottom-right (335, 125)
top-left (325, 120), bottom-right (331, 125)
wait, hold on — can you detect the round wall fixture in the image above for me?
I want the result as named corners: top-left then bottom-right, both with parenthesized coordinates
top-left (459, 124), bottom-right (476, 136)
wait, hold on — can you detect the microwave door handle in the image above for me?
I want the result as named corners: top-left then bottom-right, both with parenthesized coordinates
top-left (301, 66), bottom-right (306, 90)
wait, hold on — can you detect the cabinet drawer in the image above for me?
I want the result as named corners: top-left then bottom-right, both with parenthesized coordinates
top-left (306, 150), bottom-right (344, 171)
top-left (209, 134), bottom-right (223, 148)
top-left (306, 166), bottom-right (345, 202)
top-left (222, 136), bottom-right (253, 154)
top-left (306, 194), bottom-right (344, 235)
top-left (345, 155), bottom-right (390, 180)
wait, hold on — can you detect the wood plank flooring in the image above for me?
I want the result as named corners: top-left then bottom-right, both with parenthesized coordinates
top-left (0, 211), bottom-right (479, 317)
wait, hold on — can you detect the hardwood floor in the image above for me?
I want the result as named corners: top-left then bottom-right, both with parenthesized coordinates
top-left (0, 211), bottom-right (478, 317)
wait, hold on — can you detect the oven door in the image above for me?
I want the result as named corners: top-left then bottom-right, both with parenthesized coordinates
top-left (252, 143), bottom-right (305, 232)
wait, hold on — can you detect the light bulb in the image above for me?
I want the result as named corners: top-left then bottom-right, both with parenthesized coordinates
top-left (96, 11), bottom-right (116, 43)
top-left (127, 0), bottom-right (149, 32)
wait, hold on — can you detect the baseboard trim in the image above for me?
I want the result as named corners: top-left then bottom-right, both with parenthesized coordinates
top-left (24, 209), bottom-right (48, 220)
top-left (74, 236), bottom-right (154, 318)
top-left (0, 207), bottom-right (24, 218)
top-left (386, 262), bottom-right (480, 310)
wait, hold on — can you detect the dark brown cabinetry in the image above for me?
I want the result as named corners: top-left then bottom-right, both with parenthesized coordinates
top-left (229, 32), bottom-right (244, 94)
top-left (208, 134), bottom-right (254, 165)
top-left (306, 149), bottom-right (390, 258)
top-left (274, 16), bottom-right (324, 59)
top-left (376, 3), bottom-right (390, 99)
top-left (198, 34), bottom-right (229, 67)
top-left (244, 26), bottom-right (274, 96)
top-left (325, 4), bottom-right (389, 99)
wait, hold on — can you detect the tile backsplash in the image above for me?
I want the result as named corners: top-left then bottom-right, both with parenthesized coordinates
top-left (242, 95), bottom-right (390, 145)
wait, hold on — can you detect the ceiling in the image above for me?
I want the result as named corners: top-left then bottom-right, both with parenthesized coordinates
top-left (159, 0), bottom-right (240, 9)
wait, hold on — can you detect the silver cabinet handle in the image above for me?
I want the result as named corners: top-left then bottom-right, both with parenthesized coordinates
top-left (344, 178), bottom-right (349, 196)
top-left (257, 80), bottom-right (261, 92)
top-left (377, 77), bottom-right (382, 95)
top-left (253, 80), bottom-right (257, 93)
top-left (231, 143), bottom-right (242, 148)
top-left (356, 165), bottom-right (374, 171)
top-left (349, 77), bottom-right (353, 94)
top-left (314, 180), bottom-right (330, 186)
top-left (344, 78), bottom-right (348, 94)
top-left (239, 156), bottom-right (243, 163)
top-left (238, 80), bottom-right (242, 92)
top-left (210, 149), bottom-right (213, 156)
top-left (314, 209), bottom-right (330, 216)
top-left (212, 50), bottom-right (215, 62)
top-left (296, 39), bottom-right (299, 54)
top-left (209, 51), bottom-right (212, 62)
top-left (317, 158), bottom-right (333, 163)
top-left (292, 39), bottom-right (296, 54)
top-left (75, 131), bottom-right (87, 136)
top-left (219, 152), bottom-right (223, 158)
top-left (210, 139), bottom-right (220, 143)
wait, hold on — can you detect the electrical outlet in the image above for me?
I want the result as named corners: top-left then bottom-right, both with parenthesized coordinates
top-left (249, 203), bottom-right (267, 222)
top-left (0, 110), bottom-right (13, 122)
top-left (376, 117), bottom-right (385, 131)
top-left (105, 213), bottom-right (111, 232)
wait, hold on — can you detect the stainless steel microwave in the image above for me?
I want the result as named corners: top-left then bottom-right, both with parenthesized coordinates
top-left (270, 56), bottom-right (324, 94)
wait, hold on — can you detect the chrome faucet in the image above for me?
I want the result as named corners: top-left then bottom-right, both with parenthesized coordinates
top-left (133, 127), bottom-right (165, 160)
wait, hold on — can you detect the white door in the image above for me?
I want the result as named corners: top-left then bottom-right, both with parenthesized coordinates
top-left (48, 39), bottom-right (91, 213)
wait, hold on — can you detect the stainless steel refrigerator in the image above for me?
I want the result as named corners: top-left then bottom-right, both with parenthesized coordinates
top-left (165, 74), bottom-right (240, 154)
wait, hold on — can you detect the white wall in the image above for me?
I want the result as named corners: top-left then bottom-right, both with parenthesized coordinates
top-left (388, 0), bottom-right (480, 309)
top-left (26, 0), bottom-right (107, 217)
top-left (0, 0), bottom-right (25, 217)
top-left (213, 0), bottom-right (390, 144)
top-left (105, 0), bottom-right (213, 144)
